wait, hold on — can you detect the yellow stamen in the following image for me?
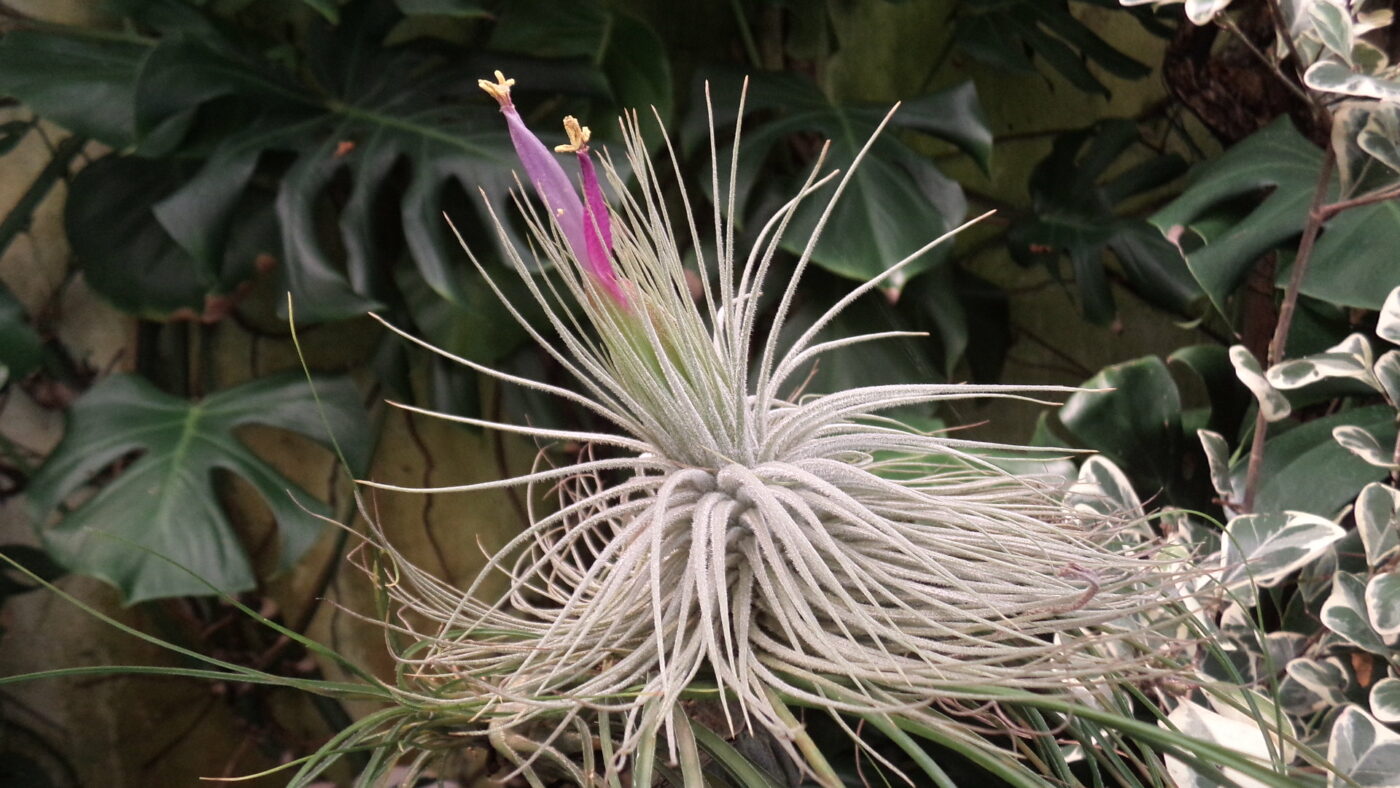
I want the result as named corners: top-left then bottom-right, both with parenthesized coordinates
top-left (477, 70), bottom-right (514, 105)
top-left (554, 115), bottom-right (592, 153)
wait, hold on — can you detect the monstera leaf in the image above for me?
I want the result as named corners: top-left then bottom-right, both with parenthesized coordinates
top-left (0, 30), bottom-right (146, 147)
top-left (690, 69), bottom-right (991, 294)
top-left (1150, 117), bottom-right (1400, 315)
top-left (1, 0), bottom-right (668, 324)
top-left (1007, 119), bottom-right (1197, 323)
top-left (954, 0), bottom-right (1154, 96)
top-left (27, 373), bottom-right (370, 603)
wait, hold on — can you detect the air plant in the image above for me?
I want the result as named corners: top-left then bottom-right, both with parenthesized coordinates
top-left (358, 71), bottom-right (1199, 785)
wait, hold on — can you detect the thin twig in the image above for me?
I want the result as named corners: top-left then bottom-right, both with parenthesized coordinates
top-left (1264, 0), bottom-right (1309, 86)
top-left (1217, 14), bottom-right (1314, 106)
top-left (1319, 184), bottom-right (1400, 218)
top-left (1243, 151), bottom-right (1336, 511)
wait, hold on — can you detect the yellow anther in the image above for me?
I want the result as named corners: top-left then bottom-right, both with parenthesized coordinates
top-left (554, 115), bottom-right (592, 153)
top-left (477, 70), bottom-right (515, 105)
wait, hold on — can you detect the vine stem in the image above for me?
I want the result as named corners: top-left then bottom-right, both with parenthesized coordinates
top-left (1243, 150), bottom-right (1335, 512)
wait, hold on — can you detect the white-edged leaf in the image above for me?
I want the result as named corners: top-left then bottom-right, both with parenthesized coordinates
top-left (1306, 59), bottom-right (1400, 101)
top-left (1287, 657), bottom-right (1349, 707)
top-left (1279, 660), bottom-right (1346, 715)
top-left (1219, 601), bottom-right (1255, 640)
top-left (1365, 572), bottom-right (1400, 637)
top-left (1263, 631), bottom-right (1308, 670)
top-left (1198, 429), bottom-right (1236, 503)
top-left (1163, 698), bottom-right (1278, 788)
top-left (1380, 286), bottom-right (1400, 345)
top-left (1183, 516), bottom-right (1223, 556)
top-left (1358, 483), bottom-right (1400, 566)
top-left (1375, 351), bottom-right (1400, 405)
top-left (1300, 538), bottom-right (1340, 602)
top-left (1310, 0), bottom-right (1354, 63)
top-left (1328, 705), bottom-right (1400, 788)
top-left (1068, 454), bottom-right (1144, 518)
top-left (1230, 345), bottom-right (1291, 421)
top-left (1267, 333), bottom-right (1377, 390)
top-left (1372, 677), bottom-right (1400, 724)
top-left (1334, 425), bottom-right (1399, 468)
top-left (1279, 0), bottom-right (1321, 51)
top-left (1218, 512), bottom-right (1346, 601)
top-left (1207, 686), bottom-right (1297, 764)
top-left (1359, 106), bottom-right (1400, 179)
top-left (1355, 8), bottom-right (1395, 36)
top-left (1322, 571), bottom-right (1390, 654)
top-left (1185, 0), bottom-right (1234, 25)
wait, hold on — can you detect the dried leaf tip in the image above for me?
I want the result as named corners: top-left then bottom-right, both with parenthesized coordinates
top-left (477, 70), bottom-right (515, 106)
top-left (554, 116), bottom-right (591, 154)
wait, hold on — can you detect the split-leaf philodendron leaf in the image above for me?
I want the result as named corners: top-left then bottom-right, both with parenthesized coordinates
top-left (27, 373), bottom-right (370, 603)
top-left (0, 0), bottom-right (669, 324)
top-left (1007, 119), bottom-right (1197, 323)
top-left (1150, 117), bottom-right (1400, 316)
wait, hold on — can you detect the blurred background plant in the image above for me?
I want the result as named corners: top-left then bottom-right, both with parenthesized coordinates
top-left (0, 0), bottom-right (1398, 785)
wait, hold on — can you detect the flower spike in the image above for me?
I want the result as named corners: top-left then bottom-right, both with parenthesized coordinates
top-left (364, 72), bottom-right (1199, 786)
top-left (559, 116), bottom-right (625, 306)
top-left (479, 74), bottom-right (626, 307)
top-left (477, 74), bottom-right (588, 283)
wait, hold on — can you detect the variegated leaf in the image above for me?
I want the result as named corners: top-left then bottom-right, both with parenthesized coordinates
top-left (1365, 572), bottom-right (1400, 638)
top-left (1381, 286), bottom-right (1400, 345)
top-left (1198, 429), bottom-right (1236, 503)
top-left (1219, 512), bottom-right (1346, 603)
top-left (1357, 483), bottom-right (1400, 567)
top-left (1230, 345), bottom-right (1291, 421)
top-left (1323, 571), bottom-right (1390, 654)
top-left (1334, 425), bottom-right (1399, 469)
top-left (1372, 677), bottom-right (1400, 724)
top-left (1328, 705), bottom-right (1400, 788)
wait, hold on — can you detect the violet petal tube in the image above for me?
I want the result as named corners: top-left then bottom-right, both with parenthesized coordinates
top-left (576, 149), bottom-right (627, 305)
top-left (481, 73), bottom-right (627, 307)
top-left (480, 74), bottom-right (588, 268)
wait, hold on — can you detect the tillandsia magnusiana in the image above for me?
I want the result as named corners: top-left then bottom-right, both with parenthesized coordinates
top-left (357, 71), bottom-right (1197, 784)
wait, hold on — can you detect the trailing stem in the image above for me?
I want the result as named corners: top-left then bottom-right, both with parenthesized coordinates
top-left (1243, 150), bottom-right (1334, 512)
top-left (1242, 150), bottom-right (1400, 510)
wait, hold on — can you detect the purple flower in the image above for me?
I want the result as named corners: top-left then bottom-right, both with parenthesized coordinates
top-left (479, 72), bottom-right (627, 307)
